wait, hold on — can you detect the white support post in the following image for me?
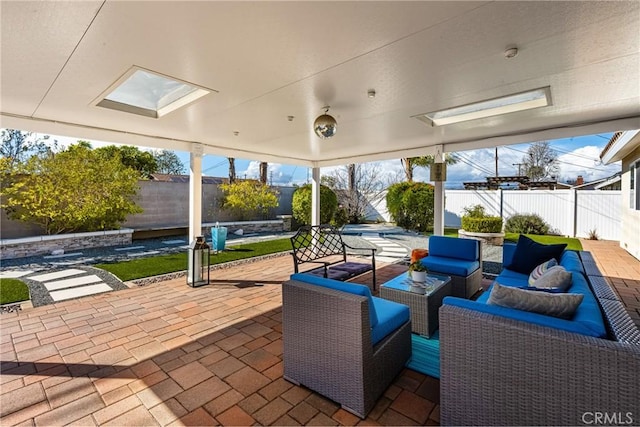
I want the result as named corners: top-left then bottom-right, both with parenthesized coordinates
top-left (189, 144), bottom-right (204, 242)
top-left (311, 167), bottom-right (321, 226)
top-left (434, 145), bottom-right (445, 236)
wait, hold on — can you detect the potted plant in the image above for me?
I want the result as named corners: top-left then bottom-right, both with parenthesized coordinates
top-left (459, 204), bottom-right (505, 246)
top-left (408, 261), bottom-right (428, 283)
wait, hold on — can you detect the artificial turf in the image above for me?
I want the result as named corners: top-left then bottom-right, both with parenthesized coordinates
top-left (97, 238), bottom-right (292, 281)
top-left (0, 278), bottom-right (30, 304)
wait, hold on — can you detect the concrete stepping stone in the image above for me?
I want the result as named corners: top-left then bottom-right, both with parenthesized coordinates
top-left (45, 275), bottom-right (103, 291)
top-left (29, 269), bottom-right (86, 282)
top-left (127, 250), bottom-right (161, 257)
top-left (49, 283), bottom-right (113, 301)
top-left (43, 252), bottom-right (83, 259)
top-left (162, 239), bottom-right (186, 245)
top-left (115, 245), bottom-right (145, 251)
top-left (0, 270), bottom-right (33, 278)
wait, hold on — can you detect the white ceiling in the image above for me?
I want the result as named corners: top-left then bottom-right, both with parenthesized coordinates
top-left (1, 1), bottom-right (639, 167)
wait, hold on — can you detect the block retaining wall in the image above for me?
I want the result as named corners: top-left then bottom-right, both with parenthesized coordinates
top-left (0, 229), bottom-right (133, 260)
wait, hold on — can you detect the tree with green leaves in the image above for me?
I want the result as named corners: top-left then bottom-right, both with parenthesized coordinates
top-left (401, 154), bottom-right (458, 182)
top-left (1, 143), bottom-right (142, 234)
top-left (386, 181), bottom-right (435, 231)
top-left (94, 144), bottom-right (157, 178)
top-left (219, 180), bottom-right (279, 220)
top-left (153, 150), bottom-right (185, 175)
top-left (522, 141), bottom-right (559, 181)
top-left (1, 129), bottom-right (54, 169)
top-left (291, 184), bottom-right (338, 226)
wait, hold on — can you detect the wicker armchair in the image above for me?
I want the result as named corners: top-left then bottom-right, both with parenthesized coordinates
top-left (282, 278), bottom-right (412, 418)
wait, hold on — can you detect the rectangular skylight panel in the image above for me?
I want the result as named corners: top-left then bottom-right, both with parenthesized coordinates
top-left (415, 87), bottom-right (551, 126)
top-left (96, 67), bottom-right (213, 118)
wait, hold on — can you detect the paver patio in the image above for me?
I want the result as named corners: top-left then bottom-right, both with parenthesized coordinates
top-left (1, 240), bottom-right (638, 426)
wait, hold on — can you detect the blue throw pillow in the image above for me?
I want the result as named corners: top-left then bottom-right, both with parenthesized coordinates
top-left (504, 235), bottom-right (567, 275)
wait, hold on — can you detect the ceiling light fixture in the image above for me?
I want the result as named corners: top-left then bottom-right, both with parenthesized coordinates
top-left (504, 46), bottom-right (519, 59)
top-left (413, 86), bottom-right (551, 127)
top-left (313, 106), bottom-right (337, 139)
top-left (368, 89), bottom-right (376, 98)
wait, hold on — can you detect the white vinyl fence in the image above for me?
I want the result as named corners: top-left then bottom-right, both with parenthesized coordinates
top-left (444, 190), bottom-right (622, 240)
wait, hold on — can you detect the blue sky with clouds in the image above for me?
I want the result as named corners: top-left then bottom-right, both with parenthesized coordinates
top-left (37, 132), bottom-right (620, 189)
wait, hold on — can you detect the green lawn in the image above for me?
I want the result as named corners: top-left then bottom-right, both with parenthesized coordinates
top-left (504, 233), bottom-right (583, 251)
top-left (97, 238), bottom-right (292, 281)
top-left (0, 278), bottom-right (30, 305)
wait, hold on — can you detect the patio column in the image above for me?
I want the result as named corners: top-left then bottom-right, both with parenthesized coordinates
top-left (311, 167), bottom-right (321, 226)
top-left (433, 145), bottom-right (445, 236)
top-left (189, 144), bottom-right (204, 242)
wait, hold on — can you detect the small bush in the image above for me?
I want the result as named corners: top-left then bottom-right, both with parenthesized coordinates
top-left (292, 184), bottom-right (338, 226)
top-left (462, 204), bottom-right (487, 219)
top-left (461, 217), bottom-right (503, 233)
top-left (386, 182), bottom-right (434, 232)
top-left (587, 228), bottom-right (599, 240)
top-left (505, 213), bottom-right (550, 235)
top-left (331, 207), bottom-right (349, 228)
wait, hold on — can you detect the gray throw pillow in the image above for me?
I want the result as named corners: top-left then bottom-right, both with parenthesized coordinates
top-left (531, 265), bottom-right (573, 291)
top-left (487, 282), bottom-right (583, 319)
top-left (528, 258), bottom-right (558, 285)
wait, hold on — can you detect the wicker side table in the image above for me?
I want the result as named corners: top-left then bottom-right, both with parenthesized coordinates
top-left (380, 273), bottom-right (452, 337)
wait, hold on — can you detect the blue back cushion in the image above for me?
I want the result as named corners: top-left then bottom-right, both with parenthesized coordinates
top-left (290, 273), bottom-right (378, 328)
top-left (560, 251), bottom-right (585, 274)
top-left (504, 235), bottom-right (566, 275)
top-left (428, 236), bottom-right (479, 261)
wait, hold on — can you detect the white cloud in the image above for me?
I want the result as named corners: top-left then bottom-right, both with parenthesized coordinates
top-left (241, 161), bottom-right (290, 184)
top-left (556, 146), bottom-right (620, 183)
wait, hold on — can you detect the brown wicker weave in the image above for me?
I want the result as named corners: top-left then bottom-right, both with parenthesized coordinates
top-left (282, 279), bottom-right (412, 418)
top-left (440, 252), bottom-right (640, 426)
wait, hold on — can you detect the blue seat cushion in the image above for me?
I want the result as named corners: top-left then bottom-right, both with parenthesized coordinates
top-left (422, 256), bottom-right (480, 277)
top-left (290, 273), bottom-right (378, 328)
top-left (371, 297), bottom-right (410, 345)
top-left (504, 235), bottom-right (566, 275)
top-left (495, 269), bottom-right (530, 288)
top-left (305, 268), bottom-right (351, 281)
top-left (331, 262), bottom-right (372, 276)
top-left (560, 251), bottom-right (585, 275)
top-left (428, 236), bottom-right (479, 261)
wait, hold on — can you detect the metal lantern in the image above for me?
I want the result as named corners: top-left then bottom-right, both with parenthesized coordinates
top-left (187, 236), bottom-right (210, 287)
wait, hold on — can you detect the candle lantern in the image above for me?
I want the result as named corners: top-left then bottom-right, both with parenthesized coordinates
top-left (187, 236), bottom-right (210, 287)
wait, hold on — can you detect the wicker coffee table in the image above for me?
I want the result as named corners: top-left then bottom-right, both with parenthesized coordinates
top-left (380, 272), bottom-right (452, 337)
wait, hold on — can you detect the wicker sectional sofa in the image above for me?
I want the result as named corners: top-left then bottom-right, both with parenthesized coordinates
top-left (439, 243), bottom-right (640, 426)
top-left (282, 273), bottom-right (412, 418)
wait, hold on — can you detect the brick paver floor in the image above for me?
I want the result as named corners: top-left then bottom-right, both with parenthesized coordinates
top-left (2, 241), bottom-right (638, 426)
top-left (580, 239), bottom-right (640, 327)
top-left (1, 257), bottom-right (441, 426)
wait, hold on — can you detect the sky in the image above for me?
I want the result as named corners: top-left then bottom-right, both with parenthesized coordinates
top-left (32, 132), bottom-right (620, 189)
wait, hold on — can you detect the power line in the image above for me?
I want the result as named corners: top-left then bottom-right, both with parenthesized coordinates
top-left (504, 146), bottom-right (611, 173)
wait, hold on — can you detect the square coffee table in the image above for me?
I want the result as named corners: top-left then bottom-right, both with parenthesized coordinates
top-left (380, 272), bottom-right (452, 337)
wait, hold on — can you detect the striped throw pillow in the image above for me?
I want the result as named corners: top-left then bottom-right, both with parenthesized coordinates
top-left (528, 258), bottom-right (558, 286)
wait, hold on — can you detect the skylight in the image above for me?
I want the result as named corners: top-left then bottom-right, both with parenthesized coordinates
top-left (95, 67), bottom-right (214, 118)
top-left (414, 87), bottom-right (552, 126)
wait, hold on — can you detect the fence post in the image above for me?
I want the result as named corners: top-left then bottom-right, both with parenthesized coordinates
top-left (571, 189), bottom-right (578, 237)
top-left (498, 188), bottom-right (504, 221)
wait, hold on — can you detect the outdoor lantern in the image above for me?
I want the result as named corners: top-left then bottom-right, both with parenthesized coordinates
top-left (187, 236), bottom-right (210, 287)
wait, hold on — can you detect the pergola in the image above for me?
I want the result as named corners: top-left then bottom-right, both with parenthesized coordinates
top-left (2, 1), bottom-right (639, 241)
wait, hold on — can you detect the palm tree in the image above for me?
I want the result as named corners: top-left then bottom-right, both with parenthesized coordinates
top-left (228, 157), bottom-right (236, 183)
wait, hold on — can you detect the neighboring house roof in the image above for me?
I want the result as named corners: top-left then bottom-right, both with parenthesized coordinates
top-left (573, 171), bottom-right (622, 190)
top-left (600, 130), bottom-right (640, 164)
top-left (150, 174), bottom-right (228, 184)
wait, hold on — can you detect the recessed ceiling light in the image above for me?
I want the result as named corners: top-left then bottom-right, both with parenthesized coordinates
top-left (413, 87), bottom-right (551, 126)
top-left (368, 89), bottom-right (376, 98)
top-left (94, 66), bottom-right (216, 118)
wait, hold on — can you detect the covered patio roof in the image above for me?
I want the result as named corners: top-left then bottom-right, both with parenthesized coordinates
top-left (1, 1), bottom-right (639, 166)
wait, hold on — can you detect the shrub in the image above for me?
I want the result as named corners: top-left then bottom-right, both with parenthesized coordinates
top-left (587, 228), bottom-right (599, 240)
top-left (292, 184), bottom-right (338, 226)
top-left (386, 182), bottom-right (434, 232)
top-left (219, 181), bottom-right (279, 220)
top-left (460, 204), bottom-right (503, 233)
top-left (331, 206), bottom-right (349, 228)
top-left (461, 217), bottom-right (503, 233)
top-left (505, 213), bottom-right (550, 235)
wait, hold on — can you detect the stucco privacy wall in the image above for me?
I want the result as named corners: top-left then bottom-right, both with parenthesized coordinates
top-left (0, 229), bottom-right (133, 259)
top-left (0, 181), bottom-right (296, 239)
